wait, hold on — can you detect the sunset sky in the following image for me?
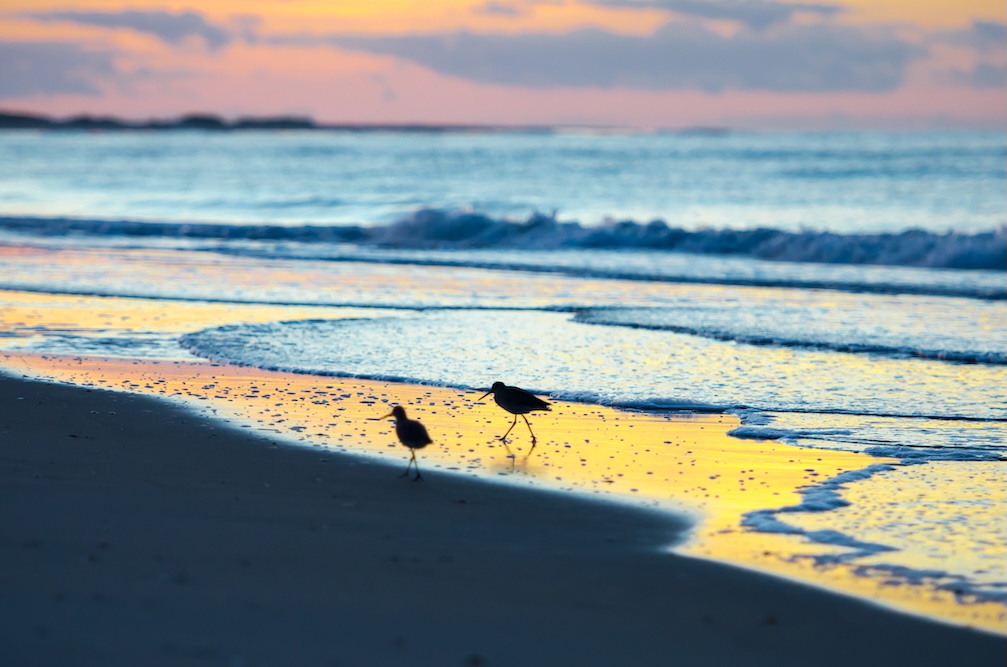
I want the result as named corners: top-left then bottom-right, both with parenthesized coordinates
top-left (1, 0), bottom-right (1004, 129)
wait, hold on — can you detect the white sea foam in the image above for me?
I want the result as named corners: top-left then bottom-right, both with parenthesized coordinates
top-left (2, 213), bottom-right (1004, 277)
top-left (854, 564), bottom-right (1007, 604)
top-left (726, 425), bottom-right (853, 442)
top-left (743, 465), bottom-right (899, 560)
top-left (575, 304), bottom-right (1006, 365)
top-left (179, 311), bottom-right (1007, 462)
top-left (743, 464), bottom-right (1007, 604)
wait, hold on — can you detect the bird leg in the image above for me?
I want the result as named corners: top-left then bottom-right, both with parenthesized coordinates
top-left (521, 414), bottom-right (538, 448)
top-left (499, 414), bottom-right (518, 442)
top-left (412, 451), bottom-right (423, 481)
top-left (400, 451), bottom-right (415, 478)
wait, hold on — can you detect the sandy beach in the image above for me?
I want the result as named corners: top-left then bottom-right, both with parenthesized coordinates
top-left (2, 8), bottom-right (1004, 661)
top-left (1, 371), bottom-right (1003, 666)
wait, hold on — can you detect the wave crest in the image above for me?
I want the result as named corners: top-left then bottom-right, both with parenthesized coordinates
top-left (371, 211), bottom-right (1007, 270)
top-left (2, 210), bottom-right (1004, 271)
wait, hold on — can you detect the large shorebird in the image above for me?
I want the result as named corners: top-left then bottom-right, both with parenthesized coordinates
top-left (381, 405), bottom-right (433, 480)
top-left (478, 381), bottom-right (551, 446)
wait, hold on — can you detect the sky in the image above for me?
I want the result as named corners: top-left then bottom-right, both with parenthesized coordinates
top-left (1, 0), bottom-right (1004, 129)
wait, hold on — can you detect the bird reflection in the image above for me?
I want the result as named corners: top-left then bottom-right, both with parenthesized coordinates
top-left (381, 405), bottom-right (432, 480)
top-left (478, 381), bottom-right (551, 450)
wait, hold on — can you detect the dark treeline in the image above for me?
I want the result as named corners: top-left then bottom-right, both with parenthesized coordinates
top-left (0, 110), bottom-right (565, 133)
top-left (0, 110), bottom-right (314, 131)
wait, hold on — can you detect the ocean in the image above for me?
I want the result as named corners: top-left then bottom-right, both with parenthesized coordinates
top-left (0, 129), bottom-right (1004, 624)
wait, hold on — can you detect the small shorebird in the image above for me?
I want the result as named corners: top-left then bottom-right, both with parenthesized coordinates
top-left (478, 381), bottom-right (551, 446)
top-left (381, 405), bottom-right (432, 480)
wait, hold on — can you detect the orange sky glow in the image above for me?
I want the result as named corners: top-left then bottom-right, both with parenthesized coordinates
top-left (1, 0), bottom-right (1004, 129)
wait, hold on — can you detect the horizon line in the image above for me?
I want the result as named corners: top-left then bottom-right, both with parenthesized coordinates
top-left (2, 109), bottom-right (1003, 134)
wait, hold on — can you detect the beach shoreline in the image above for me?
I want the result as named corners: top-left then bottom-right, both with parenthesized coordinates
top-left (1, 371), bottom-right (1003, 666)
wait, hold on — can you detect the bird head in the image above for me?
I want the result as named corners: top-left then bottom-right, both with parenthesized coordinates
top-left (381, 405), bottom-right (407, 420)
top-left (477, 381), bottom-right (505, 401)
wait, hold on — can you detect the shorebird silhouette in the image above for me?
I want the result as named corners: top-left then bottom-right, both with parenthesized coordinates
top-left (478, 381), bottom-right (551, 447)
top-left (381, 405), bottom-right (432, 480)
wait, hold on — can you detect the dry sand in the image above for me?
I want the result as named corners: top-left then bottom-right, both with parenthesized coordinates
top-left (1, 373), bottom-right (1003, 666)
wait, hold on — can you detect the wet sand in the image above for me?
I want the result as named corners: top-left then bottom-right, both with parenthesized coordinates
top-left (4, 351), bottom-right (1004, 631)
top-left (1, 372), bottom-right (1003, 666)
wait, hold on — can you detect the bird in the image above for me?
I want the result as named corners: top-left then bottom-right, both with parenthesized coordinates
top-left (381, 405), bottom-right (433, 480)
top-left (477, 381), bottom-right (551, 447)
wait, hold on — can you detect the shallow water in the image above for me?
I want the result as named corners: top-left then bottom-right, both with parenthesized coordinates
top-left (1, 128), bottom-right (1004, 632)
top-left (4, 349), bottom-right (1003, 630)
top-left (181, 310), bottom-right (1005, 422)
top-left (1, 265), bottom-right (1004, 629)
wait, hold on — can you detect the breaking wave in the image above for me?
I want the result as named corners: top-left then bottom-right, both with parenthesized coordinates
top-left (2, 209), bottom-right (1004, 271)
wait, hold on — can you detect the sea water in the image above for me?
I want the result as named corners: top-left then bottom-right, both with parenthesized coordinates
top-left (1, 129), bottom-right (1004, 234)
top-left (0, 129), bottom-right (1004, 611)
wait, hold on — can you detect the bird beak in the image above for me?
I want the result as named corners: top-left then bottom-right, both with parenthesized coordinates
top-left (380, 411), bottom-right (394, 420)
top-left (477, 390), bottom-right (492, 401)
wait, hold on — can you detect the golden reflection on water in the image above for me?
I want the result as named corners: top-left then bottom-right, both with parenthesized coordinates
top-left (10, 243), bottom-right (999, 318)
top-left (784, 461), bottom-right (1007, 587)
top-left (0, 289), bottom-right (396, 345)
top-left (3, 350), bottom-right (1004, 633)
top-left (0, 288), bottom-right (1003, 633)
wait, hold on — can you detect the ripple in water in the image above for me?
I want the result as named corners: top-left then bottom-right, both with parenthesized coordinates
top-left (181, 310), bottom-right (1006, 457)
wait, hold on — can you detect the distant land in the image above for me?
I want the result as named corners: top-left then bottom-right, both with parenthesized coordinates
top-left (0, 110), bottom-right (728, 135)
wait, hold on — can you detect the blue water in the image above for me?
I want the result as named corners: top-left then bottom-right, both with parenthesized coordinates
top-left (1, 130), bottom-right (1004, 234)
top-left (0, 129), bottom-right (1004, 609)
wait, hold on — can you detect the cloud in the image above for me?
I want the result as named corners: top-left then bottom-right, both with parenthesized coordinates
top-left (588, 0), bottom-right (844, 31)
top-left (320, 23), bottom-right (923, 93)
top-left (970, 21), bottom-right (1007, 52)
top-left (948, 63), bottom-right (1007, 89)
top-left (970, 63), bottom-right (1007, 88)
top-left (472, 2), bottom-right (528, 16)
top-left (230, 14), bottom-right (263, 44)
top-left (936, 20), bottom-right (1007, 54)
top-left (0, 41), bottom-right (117, 98)
top-left (25, 10), bottom-right (231, 50)
top-left (931, 21), bottom-right (1007, 89)
top-left (368, 73), bottom-right (399, 102)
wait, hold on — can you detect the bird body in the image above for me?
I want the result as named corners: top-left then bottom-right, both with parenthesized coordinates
top-left (484, 381), bottom-right (551, 415)
top-left (478, 381), bottom-right (551, 446)
top-left (381, 405), bottom-right (432, 479)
